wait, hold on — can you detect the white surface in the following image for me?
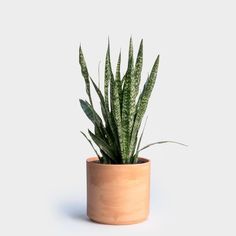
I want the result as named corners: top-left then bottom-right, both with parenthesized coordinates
top-left (0, 0), bottom-right (236, 235)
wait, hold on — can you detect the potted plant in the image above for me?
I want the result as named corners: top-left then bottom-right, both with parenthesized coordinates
top-left (79, 38), bottom-right (184, 225)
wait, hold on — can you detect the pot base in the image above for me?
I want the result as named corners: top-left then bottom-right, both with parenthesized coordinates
top-left (88, 216), bottom-right (148, 225)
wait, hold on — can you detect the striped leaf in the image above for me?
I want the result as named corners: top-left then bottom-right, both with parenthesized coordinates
top-left (110, 77), bottom-right (115, 113)
top-left (127, 37), bottom-right (134, 69)
top-left (79, 46), bottom-right (93, 106)
top-left (130, 55), bottom-right (160, 155)
top-left (104, 40), bottom-right (113, 111)
top-left (121, 38), bottom-right (136, 162)
top-left (116, 52), bottom-right (122, 109)
top-left (112, 79), bottom-right (124, 162)
top-left (133, 39), bottom-right (143, 98)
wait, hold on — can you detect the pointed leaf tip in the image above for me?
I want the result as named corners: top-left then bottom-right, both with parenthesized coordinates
top-left (107, 37), bottom-right (110, 50)
top-left (79, 44), bottom-right (83, 52)
top-left (129, 37), bottom-right (133, 46)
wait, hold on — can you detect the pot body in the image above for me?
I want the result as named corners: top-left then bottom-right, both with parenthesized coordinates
top-left (86, 157), bottom-right (150, 225)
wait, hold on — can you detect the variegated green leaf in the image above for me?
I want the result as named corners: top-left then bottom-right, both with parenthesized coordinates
top-left (121, 38), bottom-right (136, 162)
top-left (116, 52), bottom-right (121, 80)
top-left (79, 46), bottom-right (93, 106)
top-left (104, 40), bottom-right (113, 111)
top-left (112, 79), bottom-right (124, 162)
top-left (121, 37), bottom-right (133, 86)
top-left (130, 55), bottom-right (160, 155)
top-left (128, 37), bottom-right (134, 69)
top-left (110, 77), bottom-right (115, 113)
top-left (116, 52), bottom-right (123, 109)
top-left (133, 39), bottom-right (143, 98)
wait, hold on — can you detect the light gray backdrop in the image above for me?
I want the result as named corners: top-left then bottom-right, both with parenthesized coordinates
top-left (0, 0), bottom-right (235, 235)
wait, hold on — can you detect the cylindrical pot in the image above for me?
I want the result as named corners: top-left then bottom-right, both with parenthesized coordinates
top-left (86, 157), bottom-right (150, 225)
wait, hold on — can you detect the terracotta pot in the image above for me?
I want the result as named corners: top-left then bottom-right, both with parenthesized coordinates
top-left (86, 157), bottom-right (150, 225)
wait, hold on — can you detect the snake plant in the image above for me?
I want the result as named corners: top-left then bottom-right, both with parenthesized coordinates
top-left (79, 38), bottom-right (183, 164)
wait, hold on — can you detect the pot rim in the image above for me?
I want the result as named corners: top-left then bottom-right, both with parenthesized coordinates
top-left (86, 157), bottom-right (150, 167)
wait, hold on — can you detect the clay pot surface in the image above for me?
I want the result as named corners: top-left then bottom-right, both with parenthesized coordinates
top-left (86, 157), bottom-right (150, 225)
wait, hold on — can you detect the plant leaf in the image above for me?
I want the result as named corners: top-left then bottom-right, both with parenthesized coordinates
top-left (100, 150), bottom-right (110, 164)
top-left (80, 99), bottom-right (106, 139)
top-left (79, 46), bottom-right (93, 106)
top-left (88, 129), bottom-right (117, 163)
top-left (130, 55), bottom-right (160, 157)
top-left (116, 52), bottom-right (123, 109)
top-left (81, 131), bottom-right (101, 160)
top-left (104, 40), bottom-right (113, 111)
top-left (121, 38), bottom-right (135, 163)
top-left (88, 77), bottom-right (117, 151)
top-left (79, 99), bottom-right (103, 125)
top-left (132, 116), bottom-right (148, 163)
top-left (139, 140), bottom-right (188, 152)
top-left (89, 77), bottom-right (108, 121)
top-left (89, 77), bottom-right (117, 143)
top-left (88, 77), bottom-right (120, 154)
top-left (112, 79), bottom-right (124, 162)
top-left (127, 37), bottom-right (134, 68)
top-left (133, 39), bottom-right (143, 99)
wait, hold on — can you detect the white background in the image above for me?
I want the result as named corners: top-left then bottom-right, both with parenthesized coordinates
top-left (0, 0), bottom-right (236, 235)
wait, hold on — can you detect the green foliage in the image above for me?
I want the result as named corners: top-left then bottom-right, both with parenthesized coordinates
top-left (79, 38), bottom-right (161, 164)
